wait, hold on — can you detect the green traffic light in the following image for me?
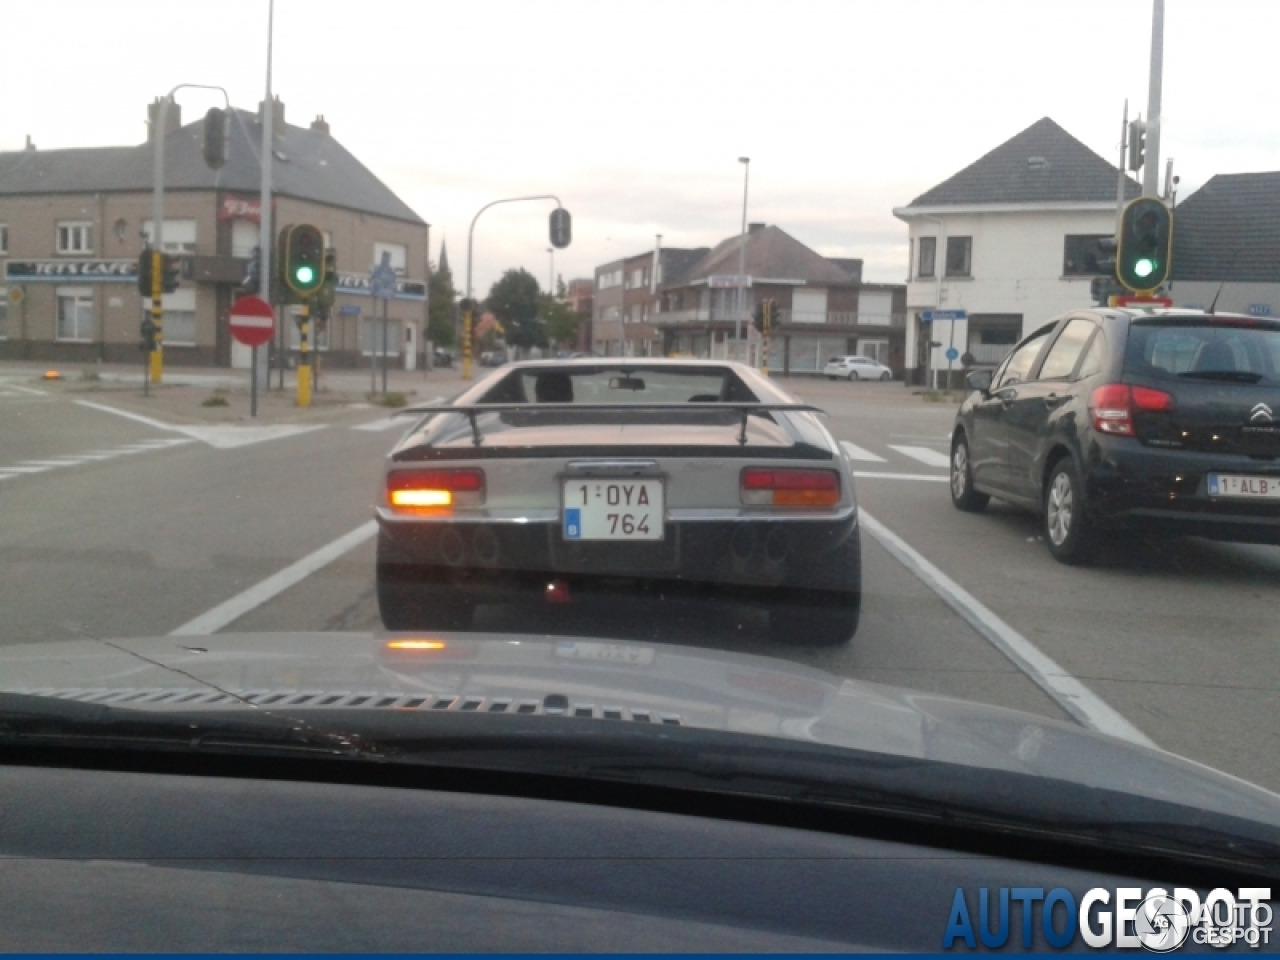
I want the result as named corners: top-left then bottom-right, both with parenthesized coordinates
top-left (295, 265), bottom-right (315, 285)
top-left (1134, 258), bottom-right (1156, 279)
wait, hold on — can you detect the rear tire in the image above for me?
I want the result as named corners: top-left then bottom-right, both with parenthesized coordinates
top-left (847, 370), bottom-right (859, 382)
top-left (377, 565), bottom-right (475, 630)
top-left (1044, 457), bottom-right (1096, 565)
top-left (950, 434), bottom-right (990, 512)
top-left (879, 371), bottom-right (891, 381)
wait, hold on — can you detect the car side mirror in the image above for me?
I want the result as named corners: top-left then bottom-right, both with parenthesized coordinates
top-left (966, 370), bottom-right (993, 394)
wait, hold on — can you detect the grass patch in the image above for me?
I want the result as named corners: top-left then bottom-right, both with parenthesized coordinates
top-left (202, 394), bottom-right (230, 407)
top-left (377, 391), bottom-right (408, 408)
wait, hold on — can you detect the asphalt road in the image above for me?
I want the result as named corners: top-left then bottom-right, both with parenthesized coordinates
top-left (1, 367), bottom-right (1276, 793)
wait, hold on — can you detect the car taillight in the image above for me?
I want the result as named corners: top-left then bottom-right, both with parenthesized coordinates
top-left (741, 468), bottom-right (840, 506)
top-left (387, 468), bottom-right (484, 511)
top-left (1088, 384), bottom-right (1175, 436)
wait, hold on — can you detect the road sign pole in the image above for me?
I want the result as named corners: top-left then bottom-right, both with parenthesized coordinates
top-left (381, 297), bottom-right (389, 395)
top-left (297, 302), bottom-right (311, 408)
top-left (250, 345), bottom-right (258, 417)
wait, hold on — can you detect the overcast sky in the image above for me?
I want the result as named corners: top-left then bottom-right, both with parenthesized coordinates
top-left (6, 1), bottom-right (1278, 292)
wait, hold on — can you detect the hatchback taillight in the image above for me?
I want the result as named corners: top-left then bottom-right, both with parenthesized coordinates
top-left (1088, 384), bottom-right (1175, 436)
top-left (741, 468), bottom-right (840, 506)
top-left (387, 468), bottom-right (485, 511)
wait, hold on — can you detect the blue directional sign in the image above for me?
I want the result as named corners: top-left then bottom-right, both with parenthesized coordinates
top-left (922, 310), bottom-right (967, 322)
top-left (945, 347), bottom-right (960, 362)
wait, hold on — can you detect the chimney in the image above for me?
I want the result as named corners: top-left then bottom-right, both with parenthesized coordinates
top-left (748, 222), bottom-right (766, 234)
top-left (310, 114), bottom-right (330, 135)
top-left (147, 97), bottom-right (182, 143)
top-left (258, 95), bottom-right (285, 131)
top-left (24, 134), bottom-right (35, 151)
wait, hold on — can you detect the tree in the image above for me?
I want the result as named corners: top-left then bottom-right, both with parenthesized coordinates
top-left (427, 260), bottom-right (456, 347)
top-left (540, 294), bottom-right (585, 348)
top-left (486, 268), bottom-right (544, 350)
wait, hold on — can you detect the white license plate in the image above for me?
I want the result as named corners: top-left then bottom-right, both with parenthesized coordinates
top-left (555, 641), bottom-right (656, 665)
top-left (1206, 474), bottom-right (1280, 500)
top-left (561, 479), bottom-right (664, 541)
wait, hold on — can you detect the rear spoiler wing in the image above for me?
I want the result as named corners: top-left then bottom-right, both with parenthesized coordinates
top-left (393, 402), bottom-right (827, 446)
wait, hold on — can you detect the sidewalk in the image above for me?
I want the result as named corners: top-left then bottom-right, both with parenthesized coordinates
top-left (0, 359), bottom-right (468, 426)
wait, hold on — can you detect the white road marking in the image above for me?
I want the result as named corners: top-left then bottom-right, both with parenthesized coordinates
top-left (74, 400), bottom-right (327, 449)
top-left (170, 521), bottom-right (379, 636)
top-left (2, 465), bottom-right (54, 474)
top-left (352, 417), bottom-right (408, 432)
top-left (853, 471), bottom-right (949, 483)
top-left (888, 445), bottom-right (951, 468)
top-left (0, 438), bottom-right (194, 481)
top-left (858, 509), bottom-right (1155, 748)
top-left (0, 383), bottom-right (47, 396)
top-left (840, 441), bottom-right (887, 463)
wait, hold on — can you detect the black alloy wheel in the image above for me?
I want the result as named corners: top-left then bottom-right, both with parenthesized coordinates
top-left (1043, 457), bottom-right (1097, 565)
top-left (950, 434), bottom-right (990, 512)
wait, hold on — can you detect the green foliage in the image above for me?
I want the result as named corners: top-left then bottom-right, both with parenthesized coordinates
top-left (428, 260), bottom-right (456, 347)
top-left (540, 294), bottom-right (585, 348)
top-left (202, 394), bottom-right (229, 407)
top-left (378, 391), bottom-right (408, 408)
top-left (486, 268), bottom-right (544, 350)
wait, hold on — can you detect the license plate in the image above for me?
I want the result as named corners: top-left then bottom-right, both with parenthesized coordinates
top-left (555, 641), bottom-right (656, 665)
top-left (1206, 473), bottom-right (1280, 500)
top-left (561, 479), bottom-right (664, 540)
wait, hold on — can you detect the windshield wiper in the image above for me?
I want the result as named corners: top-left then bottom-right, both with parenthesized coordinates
top-left (1176, 370), bottom-right (1265, 383)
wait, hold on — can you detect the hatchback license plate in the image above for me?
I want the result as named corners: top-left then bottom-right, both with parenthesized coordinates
top-left (562, 479), bottom-right (664, 541)
top-left (1206, 474), bottom-right (1280, 500)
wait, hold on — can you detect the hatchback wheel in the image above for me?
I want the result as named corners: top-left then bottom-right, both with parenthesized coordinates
top-left (1044, 458), bottom-right (1096, 565)
top-left (950, 434), bottom-right (989, 512)
top-left (879, 371), bottom-right (891, 381)
top-left (847, 370), bottom-right (859, 382)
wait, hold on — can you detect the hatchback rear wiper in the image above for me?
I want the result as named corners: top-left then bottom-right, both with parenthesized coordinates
top-left (1176, 370), bottom-right (1265, 383)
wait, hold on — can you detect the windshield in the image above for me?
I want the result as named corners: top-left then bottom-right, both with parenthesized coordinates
top-left (4, 0), bottom-right (1280, 917)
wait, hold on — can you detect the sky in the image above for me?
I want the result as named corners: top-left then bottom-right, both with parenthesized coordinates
top-left (5, 1), bottom-right (1279, 293)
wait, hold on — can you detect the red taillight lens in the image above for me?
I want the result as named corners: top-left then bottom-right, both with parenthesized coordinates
top-left (741, 468), bottom-right (840, 506)
top-left (1089, 384), bottom-right (1175, 436)
top-left (387, 468), bottom-right (485, 511)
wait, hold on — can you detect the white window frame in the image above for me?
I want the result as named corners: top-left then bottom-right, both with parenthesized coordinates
top-left (141, 219), bottom-right (198, 254)
top-left (152, 289), bottom-right (197, 346)
top-left (56, 221), bottom-right (94, 255)
top-left (56, 287), bottom-right (95, 341)
top-left (374, 242), bottom-right (408, 276)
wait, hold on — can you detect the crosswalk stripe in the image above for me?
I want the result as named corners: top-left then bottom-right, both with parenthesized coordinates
top-left (351, 417), bottom-right (406, 432)
top-left (888, 445), bottom-right (950, 468)
top-left (839, 441), bottom-right (887, 463)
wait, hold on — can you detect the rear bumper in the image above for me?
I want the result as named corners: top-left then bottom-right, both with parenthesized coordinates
top-left (1085, 438), bottom-right (1280, 543)
top-left (376, 512), bottom-right (861, 602)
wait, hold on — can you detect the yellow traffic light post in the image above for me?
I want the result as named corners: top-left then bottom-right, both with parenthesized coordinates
top-left (279, 224), bottom-right (326, 408)
top-left (297, 302), bottom-right (312, 408)
top-left (149, 249), bottom-right (164, 383)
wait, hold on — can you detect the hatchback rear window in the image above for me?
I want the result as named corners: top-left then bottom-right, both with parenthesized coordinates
top-left (1124, 318), bottom-right (1280, 385)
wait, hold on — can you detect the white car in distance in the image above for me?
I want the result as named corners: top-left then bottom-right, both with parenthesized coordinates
top-left (823, 356), bottom-right (892, 381)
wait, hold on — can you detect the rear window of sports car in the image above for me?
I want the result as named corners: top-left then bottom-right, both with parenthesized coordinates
top-left (482, 367), bottom-right (757, 404)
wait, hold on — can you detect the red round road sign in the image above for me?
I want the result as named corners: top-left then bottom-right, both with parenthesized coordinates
top-left (229, 295), bottom-right (275, 347)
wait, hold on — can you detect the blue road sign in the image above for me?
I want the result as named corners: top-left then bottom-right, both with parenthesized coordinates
top-left (945, 347), bottom-right (960, 361)
top-left (369, 264), bottom-right (397, 300)
top-left (922, 310), bottom-right (967, 322)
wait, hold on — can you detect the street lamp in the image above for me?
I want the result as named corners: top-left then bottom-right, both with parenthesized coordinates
top-left (734, 157), bottom-right (750, 356)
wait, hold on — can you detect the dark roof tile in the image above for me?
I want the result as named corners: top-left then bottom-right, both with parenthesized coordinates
top-left (1170, 172), bottom-right (1280, 283)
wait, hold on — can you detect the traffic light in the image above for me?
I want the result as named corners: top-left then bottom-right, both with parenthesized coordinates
top-left (1128, 119), bottom-right (1146, 172)
top-left (281, 224), bottom-right (325, 297)
top-left (312, 248), bottom-right (338, 319)
top-left (202, 107), bottom-right (227, 170)
top-left (139, 317), bottom-right (157, 352)
top-left (162, 254), bottom-right (181, 293)
top-left (752, 300), bottom-right (765, 332)
top-left (137, 247), bottom-right (154, 296)
top-left (549, 208), bottom-right (572, 249)
top-left (1117, 197), bottom-right (1173, 292)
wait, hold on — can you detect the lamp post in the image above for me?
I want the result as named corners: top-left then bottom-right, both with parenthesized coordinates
top-left (734, 157), bottom-right (750, 359)
top-left (547, 247), bottom-right (555, 296)
top-left (464, 194), bottom-right (564, 379)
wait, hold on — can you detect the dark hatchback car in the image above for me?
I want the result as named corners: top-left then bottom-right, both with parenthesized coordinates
top-left (950, 308), bottom-right (1280, 563)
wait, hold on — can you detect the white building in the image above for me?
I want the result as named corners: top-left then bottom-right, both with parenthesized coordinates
top-left (893, 118), bottom-right (1139, 386)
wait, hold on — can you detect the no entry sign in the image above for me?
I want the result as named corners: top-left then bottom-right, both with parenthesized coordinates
top-left (229, 295), bottom-right (275, 347)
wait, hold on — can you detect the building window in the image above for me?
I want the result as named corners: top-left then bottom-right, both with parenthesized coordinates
top-left (945, 237), bottom-right (972, 278)
top-left (917, 236), bottom-right (936, 278)
top-left (0, 224), bottom-right (8, 254)
top-left (56, 289), bottom-right (94, 340)
top-left (1063, 235), bottom-right (1113, 276)
top-left (597, 269), bottom-right (622, 290)
top-left (374, 242), bottom-right (407, 276)
top-left (142, 219), bottom-right (198, 253)
top-left (57, 222), bottom-right (93, 255)
top-left (627, 268), bottom-right (645, 289)
top-left (144, 289), bottom-right (197, 345)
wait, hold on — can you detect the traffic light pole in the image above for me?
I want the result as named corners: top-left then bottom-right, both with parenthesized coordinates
top-left (149, 249), bottom-right (164, 385)
top-left (464, 194), bottom-right (564, 380)
top-left (150, 83), bottom-right (230, 386)
top-left (1143, 0), bottom-right (1165, 197)
top-left (297, 302), bottom-right (311, 408)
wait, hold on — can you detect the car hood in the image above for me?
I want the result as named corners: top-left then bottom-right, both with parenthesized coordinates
top-left (2, 630), bottom-right (1278, 826)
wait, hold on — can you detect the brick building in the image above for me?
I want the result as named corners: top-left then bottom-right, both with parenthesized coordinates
top-left (591, 244), bottom-right (707, 357)
top-left (0, 97), bottom-right (429, 370)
